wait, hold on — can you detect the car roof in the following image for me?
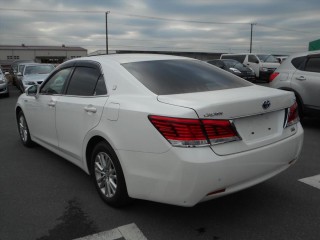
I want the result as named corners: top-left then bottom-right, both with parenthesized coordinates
top-left (77, 54), bottom-right (191, 64)
top-left (287, 50), bottom-right (320, 59)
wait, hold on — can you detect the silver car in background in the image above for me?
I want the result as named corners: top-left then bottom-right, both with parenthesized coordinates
top-left (0, 68), bottom-right (9, 97)
top-left (17, 63), bottom-right (55, 92)
top-left (270, 50), bottom-right (320, 118)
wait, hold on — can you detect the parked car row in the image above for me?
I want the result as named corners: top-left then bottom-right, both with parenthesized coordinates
top-left (9, 60), bottom-right (55, 93)
top-left (206, 50), bottom-right (319, 120)
top-left (220, 53), bottom-right (280, 82)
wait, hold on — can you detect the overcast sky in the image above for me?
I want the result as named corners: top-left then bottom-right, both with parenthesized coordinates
top-left (0, 0), bottom-right (320, 55)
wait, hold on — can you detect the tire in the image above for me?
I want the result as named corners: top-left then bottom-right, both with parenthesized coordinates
top-left (91, 141), bottom-right (131, 207)
top-left (17, 111), bottom-right (34, 147)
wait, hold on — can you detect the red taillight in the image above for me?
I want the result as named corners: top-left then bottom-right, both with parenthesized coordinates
top-left (285, 102), bottom-right (299, 127)
top-left (203, 120), bottom-right (241, 145)
top-left (269, 72), bottom-right (279, 82)
top-left (149, 115), bottom-right (240, 147)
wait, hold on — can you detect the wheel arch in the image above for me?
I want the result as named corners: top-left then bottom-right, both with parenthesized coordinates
top-left (85, 135), bottom-right (117, 175)
top-left (15, 106), bottom-right (23, 121)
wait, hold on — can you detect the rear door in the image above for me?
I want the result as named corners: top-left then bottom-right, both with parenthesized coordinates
top-left (55, 61), bottom-right (108, 161)
top-left (291, 55), bottom-right (320, 110)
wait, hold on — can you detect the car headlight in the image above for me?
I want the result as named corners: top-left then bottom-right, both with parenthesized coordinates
top-left (229, 68), bottom-right (241, 73)
top-left (0, 79), bottom-right (5, 84)
top-left (260, 67), bottom-right (268, 72)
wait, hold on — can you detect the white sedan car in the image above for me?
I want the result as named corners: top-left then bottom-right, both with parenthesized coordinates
top-left (16, 54), bottom-right (304, 207)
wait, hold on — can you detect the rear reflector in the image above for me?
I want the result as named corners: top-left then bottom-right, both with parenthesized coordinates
top-left (285, 101), bottom-right (299, 128)
top-left (269, 72), bottom-right (279, 82)
top-left (149, 115), bottom-right (241, 147)
top-left (206, 188), bottom-right (226, 196)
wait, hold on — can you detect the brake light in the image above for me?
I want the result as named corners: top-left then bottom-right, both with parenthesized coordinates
top-left (149, 115), bottom-right (241, 147)
top-left (285, 102), bottom-right (299, 128)
top-left (203, 120), bottom-right (241, 145)
top-left (269, 72), bottom-right (279, 82)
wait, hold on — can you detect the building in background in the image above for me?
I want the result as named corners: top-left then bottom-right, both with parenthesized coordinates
top-left (0, 45), bottom-right (87, 71)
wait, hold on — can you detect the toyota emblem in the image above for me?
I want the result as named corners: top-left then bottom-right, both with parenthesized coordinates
top-left (262, 100), bottom-right (271, 110)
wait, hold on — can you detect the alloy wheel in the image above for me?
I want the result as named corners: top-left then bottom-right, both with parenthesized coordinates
top-left (19, 115), bottom-right (28, 143)
top-left (94, 152), bottom-right (117, 198)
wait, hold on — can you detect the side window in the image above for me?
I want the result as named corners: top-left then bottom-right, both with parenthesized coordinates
top-left (234, 55), bottom-right (246, 63)
top-left (291, 56), bottom-right (306, 70)
top-left (40, 68), bottom-right (73, 95)
top-left (94, 75), bottom-right (107, 95)
top-left (66, 67), bottom-right (101, 96)
top-left (248, 55), bottom-right (258, 63)
top-left (304, 58), bottom-right (320, 73)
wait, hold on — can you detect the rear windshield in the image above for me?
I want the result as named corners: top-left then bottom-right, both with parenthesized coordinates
top-left (257, 55), bottom-right (278, 63)
top-left (122, 60), bottom-right (251, 95)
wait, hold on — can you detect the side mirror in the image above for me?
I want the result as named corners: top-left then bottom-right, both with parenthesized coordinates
top-left (4, 72), bottom-right (10, 75)
top-left (255, 60), bottom-right (259, 64)
top-left (25, 85), bottom-right (39, 98)
top-left (17, 72), bottom-right (23, 76)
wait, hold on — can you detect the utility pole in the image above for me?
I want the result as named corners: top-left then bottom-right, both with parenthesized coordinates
top-left (250, 23), bottom-right (256, 53)
top-left (106, 11), bottom-right (110, 54)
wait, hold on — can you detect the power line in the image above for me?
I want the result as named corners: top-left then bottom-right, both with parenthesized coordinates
top-left (1, 7), bottom-right (318, 34)
top-left (257, 23), bottom-right (320, 35)
top-left (0, 8), bottom-right (250, 25)
top-left (1, 34), bottom-right (250, 46)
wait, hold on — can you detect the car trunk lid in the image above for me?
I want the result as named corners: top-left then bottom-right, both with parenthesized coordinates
top-left (157, 85), bottom-right (297, 155)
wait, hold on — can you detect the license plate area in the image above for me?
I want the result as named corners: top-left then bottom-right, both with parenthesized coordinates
top-left (233, 110), bottom-right (284, 143)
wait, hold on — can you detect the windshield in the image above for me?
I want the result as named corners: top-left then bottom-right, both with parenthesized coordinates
top-left (223, 60), bottom-right (244, 69)
top-left (123, 59), bottom-right (251, 95)
top-left (257, 55), bottom-right (278, 63)
top-left (24, 65), bottom-right (54, 75)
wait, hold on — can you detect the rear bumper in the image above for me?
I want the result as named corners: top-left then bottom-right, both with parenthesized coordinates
top-left (117, 123), bottom-right (303, 207)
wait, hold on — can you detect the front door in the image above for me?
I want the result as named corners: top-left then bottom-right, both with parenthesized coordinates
top-left (25, 67), bottom-right (73, 148)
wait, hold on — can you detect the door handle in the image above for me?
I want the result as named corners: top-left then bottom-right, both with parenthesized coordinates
top-left (84, 106), bottom-right (97, 113)
top-left (48, 100), bottom-right (56, 107)
top-left (296, 76), bottom-right (306, 81)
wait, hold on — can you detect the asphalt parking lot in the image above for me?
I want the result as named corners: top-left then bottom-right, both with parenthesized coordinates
top-left (1, 85), bottom-right (320, 240)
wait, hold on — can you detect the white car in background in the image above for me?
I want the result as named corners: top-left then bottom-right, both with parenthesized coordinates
top-left (17, 63), bottom-right (55, 92)
top-left (0, 68), bottom-right (9, 97)
top-left (16, 54), bottom-right (304, 207)
top-left (270, 50), bottom-right (320, 118)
